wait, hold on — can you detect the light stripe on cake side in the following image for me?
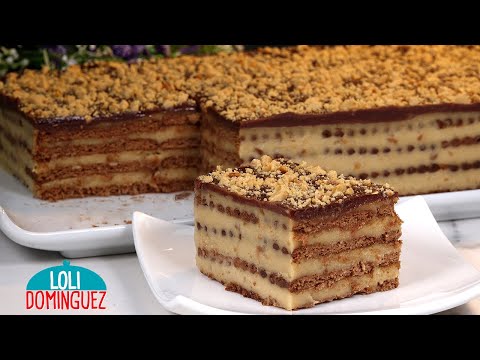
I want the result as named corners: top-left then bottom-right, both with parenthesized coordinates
top-left (196, 255), bottom-right (400, 310)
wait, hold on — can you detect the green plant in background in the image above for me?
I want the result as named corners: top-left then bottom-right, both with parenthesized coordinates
top-left (0, 47), bottom-right (30, 77)
top-left (0, 45), bottom-right (245, 77)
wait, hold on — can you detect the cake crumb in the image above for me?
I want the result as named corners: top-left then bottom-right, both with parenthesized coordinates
top-left (175, 192), bottom-right (192, 200)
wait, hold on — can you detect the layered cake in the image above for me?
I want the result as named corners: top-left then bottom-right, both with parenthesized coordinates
top-left (199, 46), bottom-right (480, 195)
top-left (2, 45), bottom-right (480, 200)
top-left (0, 58), bottom-right (201, 200)
top-left (194, 155), bottom-right (402, 310)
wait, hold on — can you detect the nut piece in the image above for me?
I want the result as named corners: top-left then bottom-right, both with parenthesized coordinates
top-left (328, 170), bottom-right (338, 180)
top-left (201, 175), bottom-right (214, 183)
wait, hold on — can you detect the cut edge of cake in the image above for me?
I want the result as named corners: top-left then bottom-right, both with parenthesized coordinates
top-left (194, 155), bottom-right (402, 310)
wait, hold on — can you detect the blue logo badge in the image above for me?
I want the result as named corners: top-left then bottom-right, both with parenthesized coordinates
top-left (26, 260), bottom-right (107, 310)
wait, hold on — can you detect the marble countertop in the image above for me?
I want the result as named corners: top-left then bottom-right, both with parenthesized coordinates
top-left (0, 217), bottom-right (479, 315)
top-left (437, 218), bottom-right (480, 314)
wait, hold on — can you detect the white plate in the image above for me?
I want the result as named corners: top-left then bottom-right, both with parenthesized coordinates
top-left (0, 169), bottom-right (193, 258)
top-left (133, 196), bottom-right (480, 315)
top-left (1, 165), bottom-right (480, 258)
top-left (399, 189), bottom-right (480, 222)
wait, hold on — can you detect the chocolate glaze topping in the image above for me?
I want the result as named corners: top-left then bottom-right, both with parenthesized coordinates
top-left (0, 94), bottom-right (198, 130)
top-left (3, 46), bottom-right (480, 130)
top-left (207, 103), bottom-right (480, 129)
top-left (196, 180), bottom-right (394, 221)
top-left (196, 156), bottom-right (397, 221)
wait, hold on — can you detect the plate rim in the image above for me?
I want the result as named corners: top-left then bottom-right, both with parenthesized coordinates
top-left (133, 198), bottom-right (480, 315)
top-left (0, 203), bottom-right (193, 256)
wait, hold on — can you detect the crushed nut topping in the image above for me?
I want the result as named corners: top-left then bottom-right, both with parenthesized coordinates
top-left (198, 45), bottom-right (480, 122)
top-left (0, 57), bottom-right (199, 122)
top-left (197, 155), bottom-right (396, 209)
top-left (2, 46), bottom-right (480, 123)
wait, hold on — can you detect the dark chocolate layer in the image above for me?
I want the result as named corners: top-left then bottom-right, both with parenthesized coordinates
top-left (195, 179), bottom-right (398, 221)
top-left (207, 103), bottom-right (480, 129)
top-left (0, 94), bottom-right (198, 130)
top-left (4, 90), bottom-right (480, 131)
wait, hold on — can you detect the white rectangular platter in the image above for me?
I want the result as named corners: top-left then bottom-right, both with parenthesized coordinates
top-left (0, 169), bottom-right (193, 258)
top-left (0, 168), bottom-right (479, 258)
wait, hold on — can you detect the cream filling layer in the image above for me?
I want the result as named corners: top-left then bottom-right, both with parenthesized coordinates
top-left (0, 108), bottom-right (35, 149)
top-left (195, 204), bottom-right (397, 256)
top-left (0, 149), bottom-right (34, 190)
top-left (238, 112), bottom-right (480, 159)
top-left (367, 169), bottom-right (480, 195)
top-left (239, 144), bottom-right (480, 176)
top-left (195, 189), bottom-right (397, 251)
top-left (195, 229), bottom-right (400, 280)
top-left (294, 216), bottom-right (399, 247)
top-left (196, 256), bottom-right (399, 311)
top-left (294, 241), bottom-right (401, 279)
top-left (195, 188), bottom-right (294, 248)
top-left (35, 148), bottom-right (200, 174)
top-left (39, 167), bottom-right (197, 190)
top-left (0, 130), bottom-right (34, 169)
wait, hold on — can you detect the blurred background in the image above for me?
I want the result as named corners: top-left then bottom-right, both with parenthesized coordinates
top-left (0, 45), bottom-right (266, 77)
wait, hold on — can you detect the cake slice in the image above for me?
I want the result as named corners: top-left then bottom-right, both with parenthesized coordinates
top-left (194, 155), bottom-right (402, 310)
